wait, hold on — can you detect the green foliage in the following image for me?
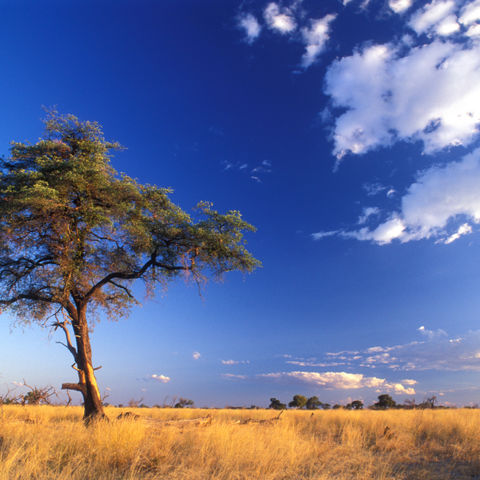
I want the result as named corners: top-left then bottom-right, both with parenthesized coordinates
top-left (346, 400), bottom-right (364, 410)
top-left (305, 396), bottom-right (322, 410)
top-left (269, 398), bottom-right (286, 410)
top-left (289, 394), bottom-right (308, 409)
top-left (0, 111), bottom-right (260, 324)
top-left (374, 394), bottom-right (396, 409)
top-left (174, 398), bottom-right (194, 408)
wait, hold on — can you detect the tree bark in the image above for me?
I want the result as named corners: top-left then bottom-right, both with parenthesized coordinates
top-left (62, 306), bottom-right (106, 422)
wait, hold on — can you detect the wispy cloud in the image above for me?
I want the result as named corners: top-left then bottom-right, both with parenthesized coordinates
top-left (315, 148), bottom-right (480, 245)
top-left (357, 206), bottom-right (380, 225)
top-left (221, 359), bottom-right (250, 365)
top-left (238, 13), bottom-right (262, 43)
top-left (222, 373), bottom-right (248, 380)
top-left (150, 374), bottom-right (171, 383)
top-left (300, 14), bottom-right (337, 68)
top-left (222, 159), bottom-right (272, 183)
top-left (315, 327), bottom-right (480, 372)
top-left (311, 230), bottom-right (339, 240)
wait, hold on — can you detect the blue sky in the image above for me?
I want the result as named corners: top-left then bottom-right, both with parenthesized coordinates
top-left (1, 0), bottom-right (480, 407)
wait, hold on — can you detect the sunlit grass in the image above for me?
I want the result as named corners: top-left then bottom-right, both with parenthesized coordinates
top-left (0, 406), bottom-right (479, 479)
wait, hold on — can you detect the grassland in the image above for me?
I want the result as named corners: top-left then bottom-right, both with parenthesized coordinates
top-left (0, 405), bottom-right (479, 479)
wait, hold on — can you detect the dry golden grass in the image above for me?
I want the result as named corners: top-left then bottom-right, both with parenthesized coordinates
top-left (0, 406), bottom-right (479, 479)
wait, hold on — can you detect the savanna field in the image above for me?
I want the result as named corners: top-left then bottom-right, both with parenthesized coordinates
top-left (1, 406), bottom-right (480, 480)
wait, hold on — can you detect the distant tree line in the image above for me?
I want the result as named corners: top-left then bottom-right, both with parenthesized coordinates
top-left (268, 394), bottom-right (455, 410)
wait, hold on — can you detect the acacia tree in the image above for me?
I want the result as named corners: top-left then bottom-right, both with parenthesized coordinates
top-left (0, 112), bottom-right (259, 420)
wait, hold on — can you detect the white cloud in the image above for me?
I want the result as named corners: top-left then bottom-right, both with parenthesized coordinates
top-left (192, 351), bottom-right (201, 360)
top-left (418, 325), bottom-right (448, 338)
top-left (311, 230), bottom-right (339, 240)
top-left (264, 2), bottom-right (297, 34)
top-left (389, 0), bottom-right (413, 14)
top-left (238, 13), bottom-right (262, 43)
top-left (358, 206), bottom-right (380, 225)
top-left (222, 373), bottom-right (247, 380)
top-left (363, 182), bottom-right (388, 196)
top-left (435, 15), bottom-right (461, 36)
top-left (286, 360), bottom-right (347, 367)
top-left (343, 215), bottom-right (405, 245)
top-left (258, 371), bottom-right (415, 394)
top-left (326, 328), bottom-right (480, 372)
top-left (221, 359), bottom-right (250, 365)
top-left (325, 39), bottom-right (480, 158)
top-left (466, 23), bottom-right (480, 36)
top-left (150, 374), bottom-right (170, 383)
top-left (408, 0), bottom-right (457, 36)
top-left (301, 14), bottom-right (337, 68)
top-left (334, 148), bottom-right (480, 244)
top-left (444, 223), bottom-right (473, 243)
top-left (459, 0), bottom-right (480, 25)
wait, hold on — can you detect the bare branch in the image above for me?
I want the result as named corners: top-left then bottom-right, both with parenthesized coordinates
top-left (52, 320), bottom-right (77, 359)
top-left (61, 383), bottom-right (86, 395)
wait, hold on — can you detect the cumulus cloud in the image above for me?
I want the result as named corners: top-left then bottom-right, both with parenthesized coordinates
top-left (192, 351), bottom-right (201, 360)
top-left (324, 39), bottom-right (480, 158)
top-left (325, 148), bottom-right (480, 244)
top-left (150, 374), bottom-right (170, 383)
top-left (301, 14), bottom-right (337, 68)
top-left (238, 13), bottom-right (262, 43)
top-left (264, 2), bottom-right (297, 34)
top-left (389, 0), bottom-right (413, 14)
top-left (408, 0), bottom-right (458, 36)
top-left (258, 371), bottom-right (415, 394)
top-left (459, 0), bottom-right (480, 25)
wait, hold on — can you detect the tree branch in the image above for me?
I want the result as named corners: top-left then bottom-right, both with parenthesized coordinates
top-left (107, 280), bottom-right (134, 299)
top-left (61, 383), bottom-right (86, 395)
top-left (0, 290), bottom-right (54, 305)
top-left (52, 319), bottom-right (77, 360)
top-left (83, 253), bottom-right (190, 303)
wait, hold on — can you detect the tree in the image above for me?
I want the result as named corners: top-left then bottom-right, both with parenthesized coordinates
top-left (305, 396), bottom-right (322, 410)
top-left (174, 397), bottom-right (194, 408)
top-left (0, 112), bottom-right (260, 421)
top-left (269, 398), bottom-right (286, 410)
top-left (20, 381), bottom-right (57, 405)
top-left (419, 396), bottom-right (436, 409)
top-left (373, 394), bottom-right (396, 409)
top-left (345, 400), bottom-right (363, 410)
top-left (289, 394), bottom-right (307, 409)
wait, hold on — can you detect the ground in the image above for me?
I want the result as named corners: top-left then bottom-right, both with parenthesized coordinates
top-left (0, 406), bottom-right (479, 479)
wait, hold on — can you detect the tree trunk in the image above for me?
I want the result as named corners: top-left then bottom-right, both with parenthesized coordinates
top-left (62, 307), bottom-right (106, 422)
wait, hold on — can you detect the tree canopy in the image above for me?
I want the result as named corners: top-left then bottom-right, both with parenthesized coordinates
top-left (0, 111), bottom-right (260, 419)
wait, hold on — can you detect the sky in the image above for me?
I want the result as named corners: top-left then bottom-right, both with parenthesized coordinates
top-left (1, 0), bottom-right (480, 408)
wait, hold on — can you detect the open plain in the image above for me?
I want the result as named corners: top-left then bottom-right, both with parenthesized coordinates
top-left (0, 406), bottom-right (479, 480)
